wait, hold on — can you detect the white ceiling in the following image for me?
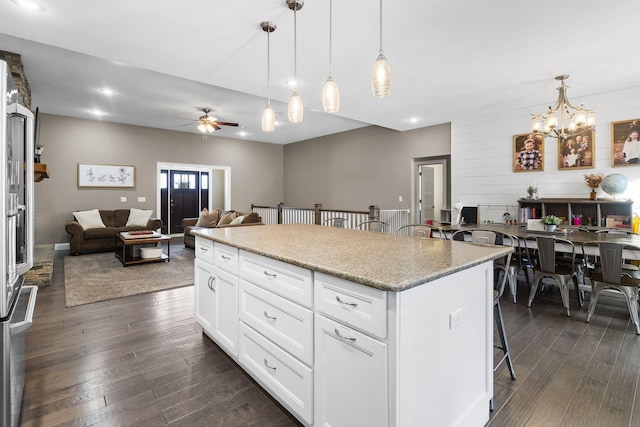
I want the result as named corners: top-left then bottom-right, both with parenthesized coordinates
top-left (1, 0), bottom-right (639, 145)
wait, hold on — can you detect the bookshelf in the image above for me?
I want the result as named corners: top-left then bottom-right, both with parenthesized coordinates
top-left (518, 198), bottom-right (633, 226)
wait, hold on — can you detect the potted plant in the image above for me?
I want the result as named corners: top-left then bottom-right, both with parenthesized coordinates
top-left (527, 185), bottom-right (538, 199)
top-left (541, 214), bottom-right (561, 232)
top-left (571, 213), bottom-right (582, 226)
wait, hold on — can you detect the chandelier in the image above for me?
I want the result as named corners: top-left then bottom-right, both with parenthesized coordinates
top-left (531, 75), bottom-right (595, 141)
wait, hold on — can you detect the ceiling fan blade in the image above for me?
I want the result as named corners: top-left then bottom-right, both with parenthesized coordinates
top-left (180, 123), bottom-right (194, 127)
top-left (216, 122), bottom-right (239, 127)
top-left (213, 124), bottom-right (222, 131)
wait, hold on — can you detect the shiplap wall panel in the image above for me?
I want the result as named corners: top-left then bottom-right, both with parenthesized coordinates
top-left (452, 86), bottom-right (640, 223)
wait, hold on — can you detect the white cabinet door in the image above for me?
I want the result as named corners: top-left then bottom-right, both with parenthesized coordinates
top-left (194, 258), bottom-right (216, 336)
top-left (315, 314), bottom-right (388, 427)
top-left (211, 267), bottom-right (239, 358)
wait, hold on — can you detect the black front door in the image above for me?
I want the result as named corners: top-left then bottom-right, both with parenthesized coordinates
top-left (169, 170), bottom-right (200, 233)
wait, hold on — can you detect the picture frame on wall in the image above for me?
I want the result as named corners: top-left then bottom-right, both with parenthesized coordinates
top-left (77, 164), bottom-right (135, 188)
top-left (558, 129), bottom-right (594, 170)
top-left (513, 133), bottom-right (544, 172)
top-left (611, 118), bottom-right (640, 166)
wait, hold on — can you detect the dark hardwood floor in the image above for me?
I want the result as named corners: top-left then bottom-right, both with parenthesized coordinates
top-left (19, 243), bottom-right (640, 426)
top-left (19, 242), bottom-right (301, 427)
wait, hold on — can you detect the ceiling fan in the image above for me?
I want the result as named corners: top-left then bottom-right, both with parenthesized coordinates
top-left (181, 108), bottom-right (239, 134)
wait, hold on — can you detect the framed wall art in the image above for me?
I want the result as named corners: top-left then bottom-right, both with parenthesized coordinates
top-left (77, 164), bottom-right (135, 188)
top-left (513, 133), bottom-right (544, 172)
top-left (558, 129), bottom-right (594, 170)
top-left (611, 118), bottom-right (640, 166)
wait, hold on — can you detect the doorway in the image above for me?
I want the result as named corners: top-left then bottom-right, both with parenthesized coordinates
top-left (157, 162), bottom-right (231, 235)
top-left (414, 156), bottom-right (450, 224)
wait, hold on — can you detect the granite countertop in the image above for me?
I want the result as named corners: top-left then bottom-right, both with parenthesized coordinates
top-left (193, 224), bottom-right (512, 292)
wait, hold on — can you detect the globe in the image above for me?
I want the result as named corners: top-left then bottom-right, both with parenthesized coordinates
top-left (601, 173), bottom-right (628, 198)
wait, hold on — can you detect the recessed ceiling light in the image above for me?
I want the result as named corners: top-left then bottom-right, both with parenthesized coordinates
top-left (238, 131), bottom-right (248, 137)
top-left (11, 0), bottom-right (46, 12)
top-left (98, 88), bottom-right (116, 96)
top-left (285, 79), bottom-right (297, 87)
top-left (408, 117), bottom-right (420, 124)
top-left (88, 110), bottom-right (106, 116)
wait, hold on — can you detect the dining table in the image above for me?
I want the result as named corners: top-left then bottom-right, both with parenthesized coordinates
top-left (442, 223), bottom-right (640, 259)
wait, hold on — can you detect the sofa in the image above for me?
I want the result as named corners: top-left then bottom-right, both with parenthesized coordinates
top-left (65, 208), bottom-right (163, 255)
top-left (183, 208), bottom-right (263, 249)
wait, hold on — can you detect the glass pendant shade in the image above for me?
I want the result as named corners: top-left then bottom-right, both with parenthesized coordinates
top-left (197, 123), bottom-right (206, 133)
top-left (288, 89), bottom-right (304, 123)
top-left (262, 104), bottom-right (275, 132)
top-left (322, 74), bottom-right (340, 113)
top-left (371, 52), bottom-right (392, 98)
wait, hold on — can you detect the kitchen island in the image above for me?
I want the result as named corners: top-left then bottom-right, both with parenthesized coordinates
top-left (192, 223), bottom-right (511, 427)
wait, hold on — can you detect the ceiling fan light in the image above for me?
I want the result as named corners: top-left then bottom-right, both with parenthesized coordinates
top-left (197, 123), bottom-right (207, 133)
top-left (262, 104), bottom-right (276, 132)
top-left (371, 52), bottom-right (392, 98)
top-left (322, 74), bottom-right (340, 113)
top-left (288, 90), bottom-right (304, 123)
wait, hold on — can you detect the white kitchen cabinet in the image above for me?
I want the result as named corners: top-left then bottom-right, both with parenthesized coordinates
top-left (210, 267), bottom-right (239, 357)
top-left (194, 238), bottom-right (239, 358)
top-left (194, 258), bottom-right (215, 336)
top-left (314, 314), bottom-right (387, 427)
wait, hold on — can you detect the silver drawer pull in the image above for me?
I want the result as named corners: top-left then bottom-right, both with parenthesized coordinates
top-left (207, 276), bottom-right (216, 291)
top-left (263, 310), bottom-right (277, 320)
top-left (221, 255), bottom-right (231, 261)
top-left (264, 270), bottom-right (277, 279)
top-left (199, 247), bottom-right (209, 253)
top-left (263, 358), bottom-right (277, 371)
top-left (336, 296), bottom-right (358, 307)
top-left (334, 328), bottom-right (356, 342)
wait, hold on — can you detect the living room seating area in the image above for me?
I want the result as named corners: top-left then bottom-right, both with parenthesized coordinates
top-left (182, 208), bottom-right (263, 249)
top-left (65, 208), bottom-right (162, 255)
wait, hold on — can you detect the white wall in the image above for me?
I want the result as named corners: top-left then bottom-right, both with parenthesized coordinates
top-left (451, 86), bottom-right (640, 223)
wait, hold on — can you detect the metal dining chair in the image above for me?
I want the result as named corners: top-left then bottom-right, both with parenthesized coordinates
top-left (583, 241), bottom-right (640, 334)
top-left (451, 229), bottom-right (517, 383)
top-left (397, 224), bottom-right (447, 239)
top-left (594, 229), bottom-right (640, 278)
top-left (356, 220), bottom-right (388, 233)
top-left (323, 217), bottom-right (347, 228)
top-left (526, 236), bottom-right (583, 316)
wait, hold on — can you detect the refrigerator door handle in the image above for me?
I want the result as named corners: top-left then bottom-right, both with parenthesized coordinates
top-left (10, 286), bottom-right (37, 334)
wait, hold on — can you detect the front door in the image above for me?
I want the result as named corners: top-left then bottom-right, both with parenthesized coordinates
top-left (169, 170), bottom-right (200, 233)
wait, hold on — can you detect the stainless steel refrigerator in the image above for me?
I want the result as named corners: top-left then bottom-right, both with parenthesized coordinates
top-left (0, 59), bottom-right (38, 427)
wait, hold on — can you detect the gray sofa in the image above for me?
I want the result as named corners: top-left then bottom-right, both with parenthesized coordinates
top-left (183, 209), bottom-right (263, 249)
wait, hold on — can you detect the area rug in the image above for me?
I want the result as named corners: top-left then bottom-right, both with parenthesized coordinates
top-left (64, 244), bottom-right (194, 307)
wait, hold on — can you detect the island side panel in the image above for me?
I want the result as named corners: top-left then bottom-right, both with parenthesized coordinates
top-left (393, 261), bottom-right (493, 427)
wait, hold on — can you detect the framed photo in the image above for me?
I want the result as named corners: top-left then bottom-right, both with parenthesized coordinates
top-left (558, 129), bottom-right (594, 170)
top-left (513, 133), bottom-right (544, 172)
top-left (611, 118), bottom-right (640, 166)
top-left (77, 164), bottom-right (135, 188)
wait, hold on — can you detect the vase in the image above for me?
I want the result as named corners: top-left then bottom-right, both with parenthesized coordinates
top-left (590, 189), bottom-right (597, 200)
top-left (544, 224), bottom-right (557, 232)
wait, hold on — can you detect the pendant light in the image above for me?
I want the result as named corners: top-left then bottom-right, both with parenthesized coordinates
top-left (371, 0), bottom-right (392, 98)
top-left (287, 0), bottom-right (304, 123)
top-left (322, 0), bottom-right (340, 113)
top-left (261, 21), bottom-right (276, 132)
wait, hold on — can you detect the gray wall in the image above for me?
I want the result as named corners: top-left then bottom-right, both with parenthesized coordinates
top-left (35, 114), bottom-right (283, 245)
top-left (283, 124), bottom-right (451, 210)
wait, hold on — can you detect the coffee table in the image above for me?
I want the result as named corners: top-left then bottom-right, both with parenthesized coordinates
top-left (115, 232), bottom-right (171, 266)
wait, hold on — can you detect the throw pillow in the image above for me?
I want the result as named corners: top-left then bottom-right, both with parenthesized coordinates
top-left (242, 212), bottom-right (261, 223)
top-left (73, 209), bottom-right (106, 229)
top-left (195, 208), bottom-right (220, 228)
top-left (217, 211), bottom-right (239, 226)
top-left (229, 215), bottom-right (245, 225)
top-left (126, 208), bottom-right (153, 227)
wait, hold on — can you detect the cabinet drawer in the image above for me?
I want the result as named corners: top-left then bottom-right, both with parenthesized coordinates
top-left (214, 242), bottom-right (239, 275)
top-left (315, 272), bottom-right (387, 339)
top-left (194, 237), bottom-right (214, 264)
top-left (240, 251), bottom-right (313, 308)
top-left (240, 280), bottom-right (313, 366)
top-left (239, 323), bottom-right (313, 424)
